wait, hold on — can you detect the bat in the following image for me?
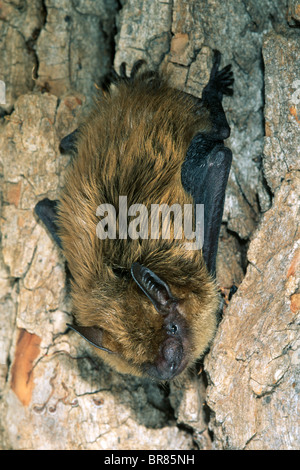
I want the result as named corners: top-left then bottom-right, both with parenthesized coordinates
top-left (35, 50), bottom-right (233, 381)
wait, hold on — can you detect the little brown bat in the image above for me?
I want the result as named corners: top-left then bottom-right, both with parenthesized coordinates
top-left (35, 50), bottom-right (233, 380)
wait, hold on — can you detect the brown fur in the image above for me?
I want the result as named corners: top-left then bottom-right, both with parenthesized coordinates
top-left (57, 71), bottom-right (219, 378)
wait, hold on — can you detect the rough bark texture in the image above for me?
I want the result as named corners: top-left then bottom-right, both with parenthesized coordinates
top-left (204, 25), bottom-right (300, 450)
top-left (0, 0), bottom-right (299, 450)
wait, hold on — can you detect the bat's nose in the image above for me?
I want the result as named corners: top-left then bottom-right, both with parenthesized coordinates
top-left (161, 337), bottom-right (183, 376)
top-left (144, 336), bottom-right (187, 381)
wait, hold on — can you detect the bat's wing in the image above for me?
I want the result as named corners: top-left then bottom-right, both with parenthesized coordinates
top-left (59, 128), bottom-right (79, 154)
top-left (66, 324), bottom-right (114, 354)
top-left (35, 130), bottom-right (79, 247)
top-left (34, 198), bottom-right (62, 248)
top-left (35, 127), bottom-right (80, 243)
top-left (182, 141), bottom-right (232, 276)
top-left (181, 50), bottom-right (233, 276)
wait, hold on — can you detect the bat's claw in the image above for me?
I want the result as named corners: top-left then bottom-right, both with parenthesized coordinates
top-left (109, 60), bottom-right (147, 84)
top-left (220, 284), bottom-right (238, 306)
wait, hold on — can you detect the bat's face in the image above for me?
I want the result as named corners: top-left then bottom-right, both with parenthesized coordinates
top-left (70, 262), bottom-right (219, 381)
top-left (127, 262), bottom-right (191, 380)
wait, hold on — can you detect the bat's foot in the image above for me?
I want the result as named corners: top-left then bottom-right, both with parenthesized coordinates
top-left (108, 60), bottom-right (158, 85)
top-left (108, 60), bottom-right (161, 88)
top-left (228, 284), bottom-right (238, 300)
top-left (220, 284), bottom-right (238, 306)
top-left (118, 59), bottom-right (146, 80)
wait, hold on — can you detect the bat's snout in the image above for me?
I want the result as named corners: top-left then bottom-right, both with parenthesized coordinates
top-left (161, 337), bottom-right (186, 378)
top-left (144, 335), bottom-right (188, 381)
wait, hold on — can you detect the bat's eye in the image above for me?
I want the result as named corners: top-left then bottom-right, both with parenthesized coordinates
top-left (169, 323), bottom-right (178, 335)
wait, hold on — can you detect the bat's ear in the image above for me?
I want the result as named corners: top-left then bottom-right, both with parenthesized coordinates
top-left (67, 324), bottom-right (114, 354)
top-left (131, 262), bottom-right (177, 315)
